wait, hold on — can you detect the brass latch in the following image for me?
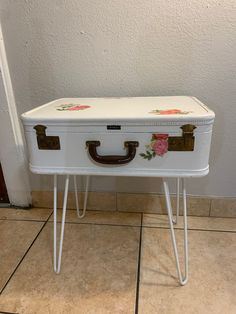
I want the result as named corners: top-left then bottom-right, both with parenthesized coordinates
top-left (34, 125), bottom-right (60, 150)
top-left (168, 124), bottom-right (196, 151)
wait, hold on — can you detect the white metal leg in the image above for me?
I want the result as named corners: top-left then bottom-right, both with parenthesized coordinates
top-left (176, 177), bottom-right (180, 223)
top-left (73, 175), bottom-right (90, 218)
top-left (53, 174), bottom-right (57, 272)
top-left (53, 174), bottom-right (70, 274)
top-left (163, 178), bottom-right (188, 285)
top-left (171, 177), bottom-right (180, 224)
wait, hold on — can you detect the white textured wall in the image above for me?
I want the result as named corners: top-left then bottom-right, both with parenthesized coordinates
top-left (0, 0), bottom-right (236, 196)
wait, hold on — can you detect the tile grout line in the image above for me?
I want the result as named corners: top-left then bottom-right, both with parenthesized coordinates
top-left (207, 215), bottom-right (236, 219)
top-left (50, 221), bottom-right (142, 228)
top-left (135, 213), bottom-right (143, 314)
top-left (1, 212), bottom-right (236, 221)
top-left (142, 225), bottom-right (236, 233)
top-left (0, 212), bottom-right (53, 296)
top-left (0, 218), bottom-right (52, 223)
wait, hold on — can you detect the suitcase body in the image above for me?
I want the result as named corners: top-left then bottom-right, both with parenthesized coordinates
top-left (21, 96), bottom-right (215, 177)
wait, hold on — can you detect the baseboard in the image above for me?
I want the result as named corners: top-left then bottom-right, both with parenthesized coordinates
top-left (32, 191), bottom-right (236, 218)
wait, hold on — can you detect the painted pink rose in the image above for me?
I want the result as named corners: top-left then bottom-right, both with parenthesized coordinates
top-left (68, 105), bottom-right (90, 111)
top-left (159, 109), bottom-right (181, 115)
top-left (151, 138), bottom-right (168, 157)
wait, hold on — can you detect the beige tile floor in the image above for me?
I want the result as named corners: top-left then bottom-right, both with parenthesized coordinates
top-left (0, 207), bottom-right (236, 314)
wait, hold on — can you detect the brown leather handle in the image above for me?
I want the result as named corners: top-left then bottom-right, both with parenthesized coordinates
top-left (86, 141), bottom-right (139, 165)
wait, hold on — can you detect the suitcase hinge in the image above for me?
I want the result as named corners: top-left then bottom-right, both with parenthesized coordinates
top-left (34, 125), bottom-right (60, 150)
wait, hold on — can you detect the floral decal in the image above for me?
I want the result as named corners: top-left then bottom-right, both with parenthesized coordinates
top-left (57, 104), bottom-right (91, 111)
top-left (140, 134), bottom-right (168, 160)
top-left (150, 108), bottom-right (190, 115)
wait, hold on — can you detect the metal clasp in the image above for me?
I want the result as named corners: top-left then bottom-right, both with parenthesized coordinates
top-left (34, 125), bottom-right (60, 150)
top-left (168, 124), bottom-right (196, 151)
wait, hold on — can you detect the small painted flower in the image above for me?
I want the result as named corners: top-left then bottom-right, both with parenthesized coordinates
top-left (151, 137), bottom-right (168, 156)
top-left (57, 104), bottom-right (91, 111)
top-left (152, 134), bottom-right (168, 140)
top-left (150, 108), bottom-right (190, 115)
top-left (140, 133), bottom-right (169, 160)
top-left (68, 105), bottom-right (90, 111)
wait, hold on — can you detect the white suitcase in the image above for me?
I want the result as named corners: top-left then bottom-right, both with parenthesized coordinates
top-left (21, 96), bottom-right (215, 178)
top-left (21, 96), bottom-right (215, 284)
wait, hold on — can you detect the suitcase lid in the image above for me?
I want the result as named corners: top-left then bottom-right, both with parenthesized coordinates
top-left (21, 96), bottom-right (215, 126)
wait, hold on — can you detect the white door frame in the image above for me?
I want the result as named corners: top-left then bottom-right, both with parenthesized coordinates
top-left (0, 22), bottom-right (31, 207)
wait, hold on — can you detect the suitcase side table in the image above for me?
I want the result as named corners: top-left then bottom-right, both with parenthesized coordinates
top-left (21, 96), bottom-right (215, 286)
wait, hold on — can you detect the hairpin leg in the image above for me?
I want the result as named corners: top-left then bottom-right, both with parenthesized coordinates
top-left (53, 174), bottom-right (69, 274)
top-left (163, 178), bottom-right (188, 285)
top-left (171, 177), bottom-right (180, 224)
top-left (74, 175), bottom-right (90, 219)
